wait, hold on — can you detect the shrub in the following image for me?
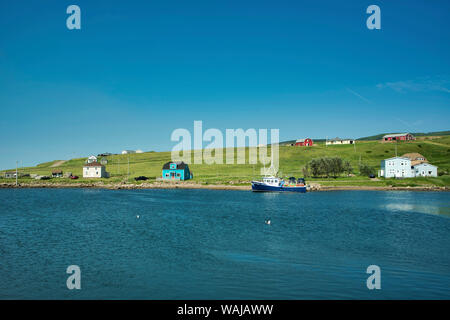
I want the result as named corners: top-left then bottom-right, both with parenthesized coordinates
top-left (308, 157), bottom-right (346, 178)
top-left (359, 163), bottom-right (375, 177)
top-left (343, 160), bottom-right (353, 175)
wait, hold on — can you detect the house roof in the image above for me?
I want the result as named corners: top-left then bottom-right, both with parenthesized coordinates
top-left (83, 161), bottom-right (104, 167)
top-left (401, 153), bottom-right (427, 161)
top-left (384, 156), bottom-right (411, 161)
top-left (52, 170), bottom-right (63, 174)
top-left (411, 160), bottom-right (426, 166)
top-left (413, 163), bottom-right (437, 168)
top-left (329, 137), bottom-right (353, 142)
top-left (401, 153), bottom-right (427, 166)
top-left (295, 138), bottom-right (311, 143)
top-left (382, 133), bottom-right (411, 138)
top-left (163, 161), bottom-right (188, 169)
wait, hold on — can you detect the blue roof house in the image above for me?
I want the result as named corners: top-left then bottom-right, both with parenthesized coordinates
top-left (162, 161), bottom-right (193, 180)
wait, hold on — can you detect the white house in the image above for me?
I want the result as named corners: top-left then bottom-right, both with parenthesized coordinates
top-left (87, 155), bottom-right (97, 163)
top-left (121, 150), bottom-right (136, 155)
top-left (379, 157), bottom-right (414, 178)
top-left (83, 162), bottom-right (108, 178)
top-left (379, 156), bottom-right (438, 178)
top-left (326, 137), bottom-right (355, 145)
top-left (413, 163), bottom-right (438, 177)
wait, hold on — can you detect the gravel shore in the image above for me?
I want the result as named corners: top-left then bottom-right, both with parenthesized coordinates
top-left (0, 182), bottom-right (448, 192)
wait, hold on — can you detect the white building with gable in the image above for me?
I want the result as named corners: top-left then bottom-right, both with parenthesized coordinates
top-left (379, 157), bottom-right (414, 178)
top-left (379, 156), bottom-right (438, 178)
top-left (83, 162), bottom-right (108, 178)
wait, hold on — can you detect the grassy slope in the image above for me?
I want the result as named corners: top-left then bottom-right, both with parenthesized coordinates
top-left (2, 136), bottom-right (450, 187)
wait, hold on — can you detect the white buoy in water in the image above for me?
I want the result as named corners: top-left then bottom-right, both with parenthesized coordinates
top-left (265, 219), bottom-right (271, 225)
top-left (136, 215), bottom-right (140, 219)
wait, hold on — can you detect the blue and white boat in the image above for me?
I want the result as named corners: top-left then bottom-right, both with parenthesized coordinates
top-left (251, 176), bottom-right (307, 193)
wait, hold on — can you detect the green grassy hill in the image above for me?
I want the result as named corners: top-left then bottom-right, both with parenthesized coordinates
top-left (2, 136), bottom-right (450, 187)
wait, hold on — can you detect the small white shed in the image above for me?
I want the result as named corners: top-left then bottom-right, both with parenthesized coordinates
top-left (87, 155), bottom-right (98, 163)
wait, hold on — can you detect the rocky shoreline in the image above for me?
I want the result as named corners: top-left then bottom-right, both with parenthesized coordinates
top-left (0, 182), bottom-right (448, 192)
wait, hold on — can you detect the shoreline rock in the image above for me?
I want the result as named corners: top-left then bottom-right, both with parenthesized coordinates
top-left (0, 182), bottom-right (448, 192)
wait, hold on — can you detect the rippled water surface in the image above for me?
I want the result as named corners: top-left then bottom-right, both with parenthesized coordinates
top-left (0, 189), bottom-right (449, 299)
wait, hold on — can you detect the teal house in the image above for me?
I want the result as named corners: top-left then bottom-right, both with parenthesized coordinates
top-left (162, 161), bottom-right (193, 180)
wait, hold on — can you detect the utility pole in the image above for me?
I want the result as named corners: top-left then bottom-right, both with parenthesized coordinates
top-left (395, 143), bottom-right (398, 157)
top-left (15, 161), bottom-right (18, 186)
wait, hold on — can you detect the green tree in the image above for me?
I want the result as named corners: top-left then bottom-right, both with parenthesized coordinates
top-left (308, 157), bottom-right (347, 177)
top-left (343, 160), bottom-right (353, 175)
top-left (359, 163), bottom-right (375, 176)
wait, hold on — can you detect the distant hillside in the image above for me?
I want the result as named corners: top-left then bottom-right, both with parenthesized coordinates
top-left (2, 135), bottom-right (449, 186)
top-left (281, 130), bottom-right (450, 144)
top-left (358, 130), bottom-right (450, 141)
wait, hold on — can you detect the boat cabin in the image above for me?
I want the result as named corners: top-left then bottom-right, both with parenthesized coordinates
top-left (262, 176), bottom-right (281, 186)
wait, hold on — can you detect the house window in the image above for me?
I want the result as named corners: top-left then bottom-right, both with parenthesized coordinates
top-left (176, 173), bottom-right (180, 177)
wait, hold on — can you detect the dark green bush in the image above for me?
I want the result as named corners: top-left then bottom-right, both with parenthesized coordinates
top-left (308, 157), bottom-right (350, 177)
top-left (359, 163), bottom-right (375, 176)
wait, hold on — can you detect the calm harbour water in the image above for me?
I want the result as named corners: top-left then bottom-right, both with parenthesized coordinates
top-left (0, 188), bottom-right (449, 299)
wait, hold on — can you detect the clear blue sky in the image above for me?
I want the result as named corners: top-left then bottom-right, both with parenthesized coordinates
top-left (0, 0), bottom-right (449, 169)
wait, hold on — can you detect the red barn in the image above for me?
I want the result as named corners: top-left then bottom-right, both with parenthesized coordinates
top-left (295, 138), bottom-right (313, 146)
top-left (382, 133), bottom-right (415, 142)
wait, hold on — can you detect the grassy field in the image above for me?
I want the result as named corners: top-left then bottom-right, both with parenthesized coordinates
top-left (1, 136), bottom-right (450, 187)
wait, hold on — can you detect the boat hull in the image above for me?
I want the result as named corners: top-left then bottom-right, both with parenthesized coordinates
top-left (251, 181), bottom-right (307, 193)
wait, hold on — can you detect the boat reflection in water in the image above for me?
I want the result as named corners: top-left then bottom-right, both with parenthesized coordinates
top-left (251, 176), bottom-right (307, 193)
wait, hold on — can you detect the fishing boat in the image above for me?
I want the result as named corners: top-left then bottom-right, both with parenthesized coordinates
top-left (251, 176), bottom-right (307, 193)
